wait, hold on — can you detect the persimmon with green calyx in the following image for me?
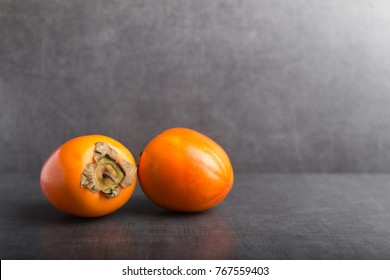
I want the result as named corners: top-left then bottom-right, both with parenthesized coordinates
top-left (40, 135), bottom-right (137, 217)
top-left (137, 128), bottom-right (234, 212)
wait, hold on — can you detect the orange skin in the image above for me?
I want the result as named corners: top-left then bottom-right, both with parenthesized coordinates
top-left (40, 135), bottom-right (137, 217)
top-left (138, 128), bottom-right (234, 212)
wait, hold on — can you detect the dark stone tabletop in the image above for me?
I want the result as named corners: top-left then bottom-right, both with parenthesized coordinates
top-left (1, 173), bottom-right (390, 259)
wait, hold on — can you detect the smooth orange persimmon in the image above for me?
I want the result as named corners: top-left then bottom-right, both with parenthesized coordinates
top-left (40, 135), bottom-right (137, 217)
top-left (137, 128), bottom-right (234, 212)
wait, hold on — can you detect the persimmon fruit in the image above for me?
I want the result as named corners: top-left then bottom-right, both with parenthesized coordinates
top-left (137, 128), bottom-right (234, 212)
top-left (40, 135), bottom-right (137, 217)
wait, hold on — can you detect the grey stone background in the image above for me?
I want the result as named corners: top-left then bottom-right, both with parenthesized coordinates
top-left (1, 0), bottom-right (390, 173)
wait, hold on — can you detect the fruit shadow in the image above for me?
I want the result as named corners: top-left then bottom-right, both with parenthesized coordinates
top-left (15, 200), bottom-right (113, 225)
top-left (122, 192), bottom-right (210, 218)
top-left (13, 193), bottom-right (233, 259)
top-left (15, 193), bottom-right (207, 226)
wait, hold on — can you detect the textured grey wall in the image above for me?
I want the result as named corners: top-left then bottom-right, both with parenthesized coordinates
top-left (1, 0), bottom-right (390, 173)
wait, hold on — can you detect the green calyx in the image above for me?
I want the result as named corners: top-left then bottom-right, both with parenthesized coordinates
top-left (81, 142), bottom-right (136, 198)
